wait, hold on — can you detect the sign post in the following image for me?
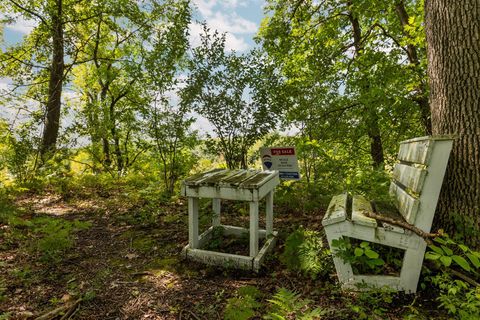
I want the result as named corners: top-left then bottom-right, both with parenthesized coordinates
top-left (260, 147), bottom-right (301, 180)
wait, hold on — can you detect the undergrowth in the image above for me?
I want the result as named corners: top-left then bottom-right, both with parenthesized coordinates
top-left (224, 286), bottom-right (323, 320)
top-left (281, 226), bottom-right (332, 279)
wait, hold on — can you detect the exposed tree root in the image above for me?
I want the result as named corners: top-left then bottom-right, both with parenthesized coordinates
top-left (35, 298), bottom-right (82, 320)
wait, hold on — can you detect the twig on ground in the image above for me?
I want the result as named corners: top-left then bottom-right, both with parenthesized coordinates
top-left (35, 298), bottom-right (82, 320)
top-left (132, 271), bottom-right (155, 277)
top-left (450, 269), bottom-right (480, 287)
top-left (186, 310), bottom-right (201, 320)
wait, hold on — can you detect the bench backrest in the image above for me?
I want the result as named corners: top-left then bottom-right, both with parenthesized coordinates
top-left (389, 136), bottom-right (454, 232)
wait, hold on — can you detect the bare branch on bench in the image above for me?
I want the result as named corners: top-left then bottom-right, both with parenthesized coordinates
top-left (362, 210), bottom-right (440, 244)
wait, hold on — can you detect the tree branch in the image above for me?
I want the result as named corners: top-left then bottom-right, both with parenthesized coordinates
top-left (8, 0), bottom-right (48, 26)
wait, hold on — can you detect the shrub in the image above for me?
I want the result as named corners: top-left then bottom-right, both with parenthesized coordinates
top-left (424, 235), bottom-right (480, 319)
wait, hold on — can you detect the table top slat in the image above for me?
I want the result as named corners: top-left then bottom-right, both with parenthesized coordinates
top-left (220, 170), bottom-right (258, 186)
top-left (196, 170), bottom-right (238, 186)
top-left (239, 171), bottom-right (277, 188)
top-left (184, 169), bottom-right (228, 186)
top-left (216, 169), bottom-right (247, 186)
top-left (183, 169), bottom-right (279, 190)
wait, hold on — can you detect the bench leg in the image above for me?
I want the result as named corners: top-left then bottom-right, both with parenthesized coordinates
top-left (400, 240), bottom-right (427, 293)
top-left (266, 191), bottom-right (274, 236)
top-left (250, 201), bottom-right (259, 257)
top-left (212, 198), bottom-right (221, 227)
top-left (188, 197), bottom-right (199, 249)
top-left (324, 224), bottom-right (354, 284)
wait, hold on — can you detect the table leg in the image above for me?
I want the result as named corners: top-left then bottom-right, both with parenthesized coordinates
top-left (212, 198), bottom-right (221, 227)
top-left (188, 197), bottom-right (199, 249)
top-left (250, 201), bottom-right (259, 257)
top-left (266, 191), bottom-right (273, 236)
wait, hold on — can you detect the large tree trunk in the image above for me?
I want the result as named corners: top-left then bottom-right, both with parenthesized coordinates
top-left (40, 0), bottom-right (64, 160)
top-left (425, 0), bottom-right (480, 245)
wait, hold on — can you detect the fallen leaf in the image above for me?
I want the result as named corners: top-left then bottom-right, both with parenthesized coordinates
top-left (125, 253), bottom-right (139, 260)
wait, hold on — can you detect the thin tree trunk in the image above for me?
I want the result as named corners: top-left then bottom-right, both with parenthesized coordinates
top-left (395, 1), bottom-right (432, 135)
top-left (102, 138), bottom-right (111, 167)
top-left (425, 0), bottom-right (480, 246)
top-left (367, 114), bottom-right (385, 169)
top-left (40, 0), bottom-right (64, 160)
top-left (348, 8), bottom-right (385, 169)
top-left (109, 102), bottom-right (123, 175)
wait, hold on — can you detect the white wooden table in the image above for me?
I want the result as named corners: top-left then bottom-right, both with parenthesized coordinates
top-left (181, 169), bottom-right (280, 271)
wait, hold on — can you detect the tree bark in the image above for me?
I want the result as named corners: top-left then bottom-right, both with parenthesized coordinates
top-left (425, 0), bottom-right (480, 246)
top-left (40, 0), bottom-right (64, 160)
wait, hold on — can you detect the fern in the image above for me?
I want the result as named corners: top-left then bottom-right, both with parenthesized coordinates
top-left (224, 286), bottom-right (262, 320)
top-left (281, 227), bottom-right (332, 279)
top-left (264, 288), bottom-right (323, 320)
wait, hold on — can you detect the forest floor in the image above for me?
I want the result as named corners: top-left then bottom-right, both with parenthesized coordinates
top-left (0, 187), bottom-right (447, 320)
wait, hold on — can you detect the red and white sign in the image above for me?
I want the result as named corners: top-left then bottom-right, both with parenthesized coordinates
top-left (260, 147), bottom-right (300, 180)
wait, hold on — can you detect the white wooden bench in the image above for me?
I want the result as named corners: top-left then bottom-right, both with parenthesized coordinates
top-left (322, 136), bottom-right (454, 293)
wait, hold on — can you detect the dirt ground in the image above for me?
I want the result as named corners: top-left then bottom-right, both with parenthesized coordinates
top-left (0, 192), bottom-right (443, 319)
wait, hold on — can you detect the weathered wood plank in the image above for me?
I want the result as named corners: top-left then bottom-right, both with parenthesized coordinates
top-left (322, 193), bottom-right (348, 226)
top-left (266, 191), bottom-right (273, 236)
top-left (389, 182), bottom-right (420, 224)
top-left (253, 231), bottom-right (278, 272)
top-left (220, 170), bottom-right (259, 186)
top-left (184, 169), bottom-right (228, 186)
top-left (239, 171), bottom-right (277, 188)
top-left (185, 248), bottom-right (254, 270)
top-left (221, 225), bottom-right (268, 238)
top-left (257, 174), bottom-right (280, 200)
top-left (212, 198), bottom-right (221, 226)
top-left (183, 185), bottom-right (255, 201)
top-left (216, 169), bottom-right (245, 186)
top-left (352, 195), bottom-right (377, 227)
top-left (343, 275), bottom-right (402, 291)
top-left (250, 201), bottom-right (259, 257)
top-left (188, 197), bottom-right (199, 248)
top-left (197, 170), bottom-right (237, 185)
top-left (183, 168), bottom-right (223, 184)
top-left (400, 135), bottom-right (456, 144)
top-left (392, 163), bottom-right (427, 193)
top-left (397, 139), bottom-right (432, 165)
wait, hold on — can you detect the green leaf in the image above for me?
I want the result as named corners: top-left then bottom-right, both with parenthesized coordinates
top-left (370, 258), bottom-right (385, 266)
top-left (441, 245), bottom-right (453, 256)
top-left (434, 237), bottom-right (447, 245)
top-left (360, 242), bottom-right (369, 248)
top-left (364, 249), bottom-right (379, 259)
top-left (466, 253), bottom-right (480, 268)
top-left (458, 244), bottom-right (469, 253)
top-left (425, 252), bottom-right (441, 260)
top-left (429, 245), bottom-right (444, 255)
top-left (439, 256), bottom-right (452, 267)
top-left (354, 248), bottom-right (364, 257)
top-left (452, 255), bottom-right (471, 272)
